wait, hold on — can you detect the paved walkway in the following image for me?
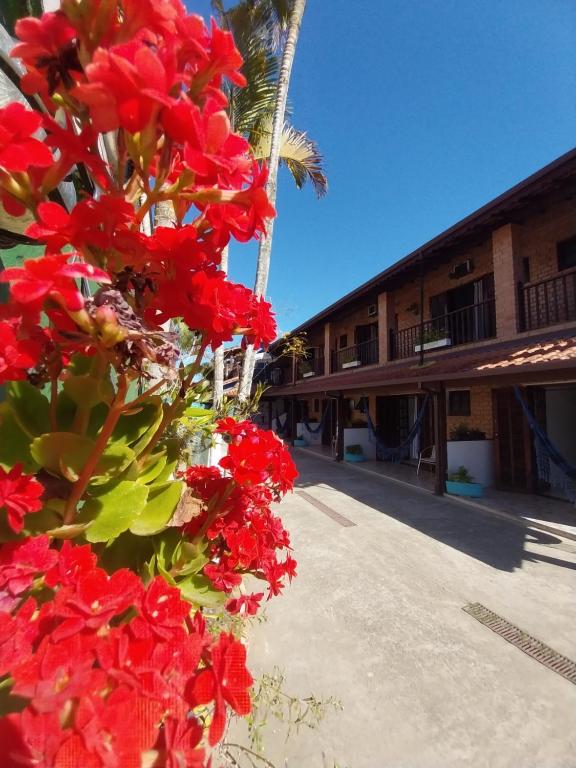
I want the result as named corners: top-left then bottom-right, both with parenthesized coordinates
top-left (239, 452), bottom-right (576, 768)
top-left (299, 445), bottom-right (576, 539)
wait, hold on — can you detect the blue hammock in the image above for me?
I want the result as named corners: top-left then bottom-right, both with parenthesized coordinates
top-left (273, 410), bottom-right (288, 437)
top-left (361, 395), bottom-right (430, 462)
top-left (514, 386), bottom-right (576, 503)
top-left (299, 401), bottom-right (330, 435)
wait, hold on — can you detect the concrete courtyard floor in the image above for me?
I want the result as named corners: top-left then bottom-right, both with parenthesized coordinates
top-left (238, 451), bottom-right (576, 768)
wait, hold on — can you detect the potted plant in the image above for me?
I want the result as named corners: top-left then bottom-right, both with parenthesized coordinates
top-left (449, 422), bottom-right (486, 441)
top-left (344, 444), bottom-right (365, 462)
top-left (446, 465), bottom-right (484, 498)
top-left (414, 327), bottom-right (452, 352)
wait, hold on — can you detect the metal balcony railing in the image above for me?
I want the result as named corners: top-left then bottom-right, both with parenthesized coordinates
top-left (297, 351), bottom-right (325, 379)
top-left (520, 269), bottom-right (576, 331)
top-left (391, 299), bottom-right (496, 360)
top-left (331, 338), bottom-right (379, 372)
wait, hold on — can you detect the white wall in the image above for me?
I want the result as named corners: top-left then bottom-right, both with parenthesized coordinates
top-left (447, 440), bottom-right (494, 486)
top-left (297, 422), bottom-right (323, 446)
top-left (343, 427), bottom-right (377, 460)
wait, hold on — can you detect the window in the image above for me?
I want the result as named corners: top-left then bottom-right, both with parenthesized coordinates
top-left (339, 334), bottom-right (348, 349)
top-left (314, 399), bottom-right (320, 412)
top-left (448, 390), bottom-right (471, 417)
top-left (557, 235), bottom-right (576, 272)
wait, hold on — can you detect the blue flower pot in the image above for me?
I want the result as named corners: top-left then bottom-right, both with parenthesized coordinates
top-left (293, 438), bottom-right (308, 447)
top-left (446, 480), bottom-right (483, 498)
top-left (344, 452), bottom-right (365, 463)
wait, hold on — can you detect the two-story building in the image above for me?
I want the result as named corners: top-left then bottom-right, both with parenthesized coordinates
top-left (259, 148), bottom-right (576, 500)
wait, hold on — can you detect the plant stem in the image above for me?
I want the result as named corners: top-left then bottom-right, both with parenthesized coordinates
top-left (63, 374), bottom-right (128, 523)
top-left (136, 343), bottom-right (207, 466)
top-left (49, 377), bottom-right (58, 432)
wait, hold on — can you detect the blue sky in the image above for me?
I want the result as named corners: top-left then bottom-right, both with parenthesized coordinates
top-left (193, 0), bottom-right (576, 334)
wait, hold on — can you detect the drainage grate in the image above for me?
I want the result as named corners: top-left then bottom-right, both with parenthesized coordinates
top-left (463, 602), bottom-right (576, 685)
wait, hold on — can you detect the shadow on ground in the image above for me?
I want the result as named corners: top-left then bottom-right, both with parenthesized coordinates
top-left (293, 452), bottom-right (576, 573)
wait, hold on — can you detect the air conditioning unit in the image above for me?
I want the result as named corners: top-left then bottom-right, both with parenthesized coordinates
top-left (367, 303), bottom-right (377, 317)
top-left (449, 259), bottom-right (474, 280)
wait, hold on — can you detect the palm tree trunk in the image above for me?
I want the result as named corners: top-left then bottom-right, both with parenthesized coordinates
top-left (154, 199), bottom-right (176, 229)
top-left (238, 0), bottom-right (307, 402)
top-left (212, 244), bottom-right (229, 408)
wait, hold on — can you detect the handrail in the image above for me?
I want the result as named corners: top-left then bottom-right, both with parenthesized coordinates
top-left (520, 271), bottom-right (576, 331)
top-left (391, 298), bottom-right (496, 360)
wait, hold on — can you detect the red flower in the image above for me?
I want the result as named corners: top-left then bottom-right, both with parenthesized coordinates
top-left (157, 716), bottom-right (206, 768)
top-left (12, 11), bottom-right (81, 98)
top-left (203, 563), bottom-right (242, 594)
top-left (0, 320), bottom-right (42, 383)
top-left (0, 102), bottom-right (53, 172)
top-left (0, 253), bottom-right (110, 312)
top-left (26, 198), bottom-right (139, 259)
top-left (135, 576), bottom-right (191, 639)
top-left (51, 567), bottom-right (143, 641)
top-left (225, 592), bottom-right (263, 616)
top-left (241, 296), bottom-right (277, 349)
top-left (0, 465), bottom-right (43, 534)
top-left (191, 632), bottom-right (252, 745)
top-left (72, 37), bottom-right (174, 133)
top-left (0, 536), bottom-right (57, 613)
top-left (42, 117), bottom-right (110, 191)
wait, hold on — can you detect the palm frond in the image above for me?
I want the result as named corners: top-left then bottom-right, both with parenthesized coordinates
top-left (231, 37), bottom-right (278, 134)
top-left (252, 120), bottom-right (328, 197)
top-left (213, 0), bottom-right (291, 54)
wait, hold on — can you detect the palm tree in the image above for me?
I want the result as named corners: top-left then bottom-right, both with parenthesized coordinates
top-left (213, 0), bottom-right (322, 404)
top-left (237, 0), bottom-right (308, 401)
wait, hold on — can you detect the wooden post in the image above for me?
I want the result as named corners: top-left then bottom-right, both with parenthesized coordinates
top-left (290, 397), bottom-right (297, 446)
top-left (434, 383), bottom-right (447, 495)
top-left (336, 393), bottom-right (345, 462)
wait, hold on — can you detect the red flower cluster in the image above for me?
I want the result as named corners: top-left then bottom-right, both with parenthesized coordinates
top-left (0, 465), bottom-right (44, 534)
top-left (0, 538), bottom-right (253, 766)
top-left (182, 422), bottom-right (297, 601)
top-left (0, 2), bottom-right (296, 762)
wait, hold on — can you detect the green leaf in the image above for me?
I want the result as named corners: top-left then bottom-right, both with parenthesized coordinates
top-left (7, 381), bottom-right (50, 437)
top-left (63, 374), bottom-right (114, 407)
top-left (46, 523), bottom-right (90, 539)
top-left (129, 450), bottom-right (167, 485)
top-left (0, 404), bottom-right (35, 471)
top-left (177, 574), bottom-right (227, 607)
top-left (154, 439), bottom-right (180, 483)
top-left (112, 397), bottom-right (163, 452)
top-left (130, 480), bottom-right (184, 535)
top-left (83, 481), bottom-right (149, 543)
top-left (31, 433), bottom-right (135, 482)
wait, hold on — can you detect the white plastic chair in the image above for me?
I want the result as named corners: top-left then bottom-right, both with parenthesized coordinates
top-left (417, 445), bottom-right (436, 475)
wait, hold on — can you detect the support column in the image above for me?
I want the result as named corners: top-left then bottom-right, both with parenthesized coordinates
top-left (336, 393), bottom-right (344, 462)
top-left (290, 397), bottom-right (297, 446)
top-left (433, 383), bottom-right (447, 496)
top-left (492, 223), bottom-right (522, 339)
top-left (377, 290), bottom-right (395, 363)
top-left (324, 322), bottom-right (331, 376)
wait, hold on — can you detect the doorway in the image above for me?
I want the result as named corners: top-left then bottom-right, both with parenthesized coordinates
top-left (493, 387), bottom-right (534, 491)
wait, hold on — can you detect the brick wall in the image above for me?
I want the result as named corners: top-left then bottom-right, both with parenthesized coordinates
top-left (446, 384), bottom-right (493, 439)
top-left (519, 198), bottom-right (576, 283)
top-left (393, 241), bottom-right (493, 332)
top-left (330, 303), bottom-right (378, 349)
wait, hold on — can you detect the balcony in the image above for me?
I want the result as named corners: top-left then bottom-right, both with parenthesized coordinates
top-left (391, 299), bottom-right (496, 360)
top-left (297, 351), bottom-right (325, 379)
top-left (520, 269), bottom-right (576, 331)
top-left (331, 338), bottom-right (379, 372)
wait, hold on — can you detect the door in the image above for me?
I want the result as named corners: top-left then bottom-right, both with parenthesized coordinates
top-left (493, 388), bottom-right (534, 491)
top-left (375, 395), bottom-right (410, 460)
top-left (321, 398), bottom-right (337, 447)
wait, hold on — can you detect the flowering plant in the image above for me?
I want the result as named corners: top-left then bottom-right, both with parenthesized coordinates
top-left (0, 2), bottom-right (297, 765)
